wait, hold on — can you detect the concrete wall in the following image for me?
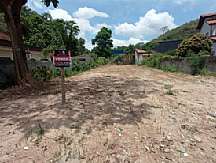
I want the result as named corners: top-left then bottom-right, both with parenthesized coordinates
top-left (160, 58), bottom-right (193, 74)
top-left (135, 52), bottom-right (144, 64)
top-left (0, 46), bottom-right (13, 59)
top-left (160, 57), bottom-right (216, 74)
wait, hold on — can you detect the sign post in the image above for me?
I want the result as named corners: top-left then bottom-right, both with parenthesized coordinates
top-left (61, 67), bottom-right (65, 104)
top-left (52, 50), bottom-right (71, 104)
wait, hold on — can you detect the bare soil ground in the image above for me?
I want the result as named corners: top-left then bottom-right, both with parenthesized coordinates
top-left (0, 65), bottom-right (216, 163)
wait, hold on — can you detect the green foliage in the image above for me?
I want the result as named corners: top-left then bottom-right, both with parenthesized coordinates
top-left (142, 41), bottom-right (158, 52)
top-left (32, 66), bottom-right (52, 81)
top-left (161, 65), bottom-right (178, 73)
top-left (158, 20), bottom-right (199, 41)
top-left (92, 27), bottom-right (113, 58)
top-left (32, 57), bottom-right (108, 81)
top-left (200, 68), bottom-right (216, 76)
top-left (41, 48), bottom-right (53, 59)
top-left (0, 12), bottom-right (7, 32)
top-left (176, 33), bottom-right (212, 57)
top-left (126, 44), bottom-right (135, 54)
top-left (187, 55), bottom-right (207, 75)
top-left (164, 49), bottom-right (177, 56)
top-left (21, 7), bottom-right (85, 55)
top-left (141, 20), bottom-right (199, 51)
top-left (142, 54), bottom-right (177, 69)
top-left (63, 57), bottom-right (108, 77)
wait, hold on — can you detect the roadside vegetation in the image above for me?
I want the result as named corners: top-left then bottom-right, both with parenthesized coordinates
top-left (32, 57), bottom-right (108, 81)
top-left (142, 32), bottom-right (214, 75)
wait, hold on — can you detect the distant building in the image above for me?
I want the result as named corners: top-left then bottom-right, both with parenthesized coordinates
top-left (197, 12), bottom-right (216, 56)
top-left (135, 49), bottom-right (152, 64)
top-left (153, 40), bottom-right (182, 53)
top-left (112, 49), bottom-right (126, 55)
top-left (0, 32), bottom-right (42, 60)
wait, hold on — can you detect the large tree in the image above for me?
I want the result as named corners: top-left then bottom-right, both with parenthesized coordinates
top-left (92, 27), bottom-right (113, 58)
top-left (0, 0), bottom-right (59, 84)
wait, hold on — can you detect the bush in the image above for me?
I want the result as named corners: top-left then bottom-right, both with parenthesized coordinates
top-left (176, 33), bottom-right (212, 57)
top-left (161, 65), bottom-right (178, 72)
top-left (142, 54), bottom-right (177, 68)
top-left (164, 50), bottom-right (177, 56)
top-left (187, 55), bottom-right (207, 75)
top-left (32, 66), bottom-right (52, 81)
top-left (31, 57), bottom-right (109, 81)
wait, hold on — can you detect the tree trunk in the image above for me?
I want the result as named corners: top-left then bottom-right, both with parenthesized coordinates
top-left (0, 0), bottom-right (30, 84)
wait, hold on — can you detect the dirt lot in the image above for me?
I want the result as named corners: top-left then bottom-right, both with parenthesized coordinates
top-left (0, 65), bottom-right (216, 163)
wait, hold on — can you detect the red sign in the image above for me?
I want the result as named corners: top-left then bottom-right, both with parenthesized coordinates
top-left (53, 50), bottom-right (71, 67)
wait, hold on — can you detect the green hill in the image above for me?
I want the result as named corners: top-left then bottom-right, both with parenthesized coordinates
top-left (157, 19), bottom-right (199, 41)
top-left (142, 19), bottom-right (199, 51)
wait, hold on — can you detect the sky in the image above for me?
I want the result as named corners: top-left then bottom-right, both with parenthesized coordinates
top-left (27, 0), bottom-right (216, 49)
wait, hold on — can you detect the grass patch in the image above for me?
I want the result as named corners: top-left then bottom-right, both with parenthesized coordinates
top-left (164, 84), bottom-right (174, 95)
top-left (25, 123), bottom-right (45, 144)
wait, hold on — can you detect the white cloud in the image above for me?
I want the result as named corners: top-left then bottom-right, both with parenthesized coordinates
top-left (160, 0), bottom-right (197, 5)
top-left (113, 38), bottom-right (148, 47)
top-left (73, 7), bottom-right (109, 19)
top-left (49, 8), bottom-right (73, 21)
top-left (49, 8), bottom-right (110, 49)
top-left (115, 9), bottom-right (177, 39)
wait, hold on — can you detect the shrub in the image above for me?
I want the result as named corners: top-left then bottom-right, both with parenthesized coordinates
top-left (142, 54), bottom-right (177, 68)
top-left (32, 66), bottom-right (52, 81)
top-left (187, 55), bottom-right (207, 75)
top-left (176, 33), bottom-right (212, 57)
top-left (161, 65), bottom-right (178, 72)
top-left (31, 57), bottom-right (109, 81)
top-left (164, 49), bottom-right (177, 56)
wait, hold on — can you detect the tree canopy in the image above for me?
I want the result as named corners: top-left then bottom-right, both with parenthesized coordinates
top-left (92, 27), bottom-right (113, 58)
top-left (0, 7), bottom-right (87, 56)
top-left (176, 33), bottom-right (213, 57)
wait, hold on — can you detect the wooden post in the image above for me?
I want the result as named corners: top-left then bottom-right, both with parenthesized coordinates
top-left (61, 67), bottom-right (65, 104)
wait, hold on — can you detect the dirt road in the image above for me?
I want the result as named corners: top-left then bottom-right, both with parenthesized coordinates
top-left (0, 65), bottom-right (216, 163)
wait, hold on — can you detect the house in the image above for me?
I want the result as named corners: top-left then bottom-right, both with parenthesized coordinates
top-left (0, 32), bottom-right (42, 60)
top-left (135, 49), bottom-right (152, 64)
top-left (197, 12), bottom-right (216, 56)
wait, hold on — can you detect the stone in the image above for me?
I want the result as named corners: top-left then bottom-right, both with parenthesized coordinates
top-left (164, 148), bottom-right (170, 153)
top-left (24, 146), bottom-right (29, 150)
top-left (194, 136), bottom-right (202, 143)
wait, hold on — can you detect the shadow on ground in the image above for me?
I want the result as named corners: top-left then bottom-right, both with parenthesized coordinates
top-left (0, 76), bottom-right (158, 135)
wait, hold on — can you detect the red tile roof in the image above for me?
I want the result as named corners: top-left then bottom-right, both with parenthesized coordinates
top-left (201, 12), bottom-right (216, 17)
top-left (135, 49), bottom-right (147, 54)
top-left (207, 20), bottom-right (216, 25)
top-left (210, 36), bottom-right (216, 41)
top-left (197, 12), bottom-right (216, 30)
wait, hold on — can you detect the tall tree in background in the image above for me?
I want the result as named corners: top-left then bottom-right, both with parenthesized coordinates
top-left (92, 27), bottom-right (113, 58)
top-left (77, 38), bottom-right (86, 55)
top-left (0, 0), bottom-right (59, 84)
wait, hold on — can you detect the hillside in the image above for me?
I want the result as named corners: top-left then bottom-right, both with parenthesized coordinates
top-left (142, 19), bottom-right (199, 51)
top-left (157, 19), bottom-right (199, 41)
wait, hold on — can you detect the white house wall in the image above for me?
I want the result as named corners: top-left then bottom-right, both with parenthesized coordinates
top-left (0, 46), bottom-right (41, 60)
top-left (0, 46), bottom-right (13, 59)
top-left (201, 21), bottom-right (211, 36)
top-left (212, 24), bottom-right (216, 35)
